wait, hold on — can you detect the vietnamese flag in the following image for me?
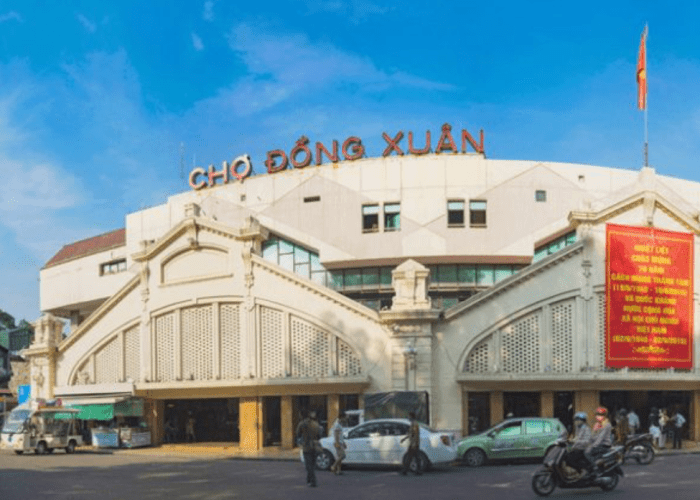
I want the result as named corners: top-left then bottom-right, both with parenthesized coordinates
top-left (637, 27), bottom-right (647, 110)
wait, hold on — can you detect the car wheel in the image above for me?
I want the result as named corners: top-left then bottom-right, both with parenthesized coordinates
top-left (463, 448), bottom-right (486, 467)
top-left (408, 451), bottom-right (430, 473)
top-left (315, 449), bottom-right (334, 471)
top-left (14, 450), bottom-right (23, 455)
top-left (46, 448), bottom-right (54, 454)
top-left (66, 440), bottom-right (77, 454)
top-left (36, 441), bottom-right (47, 455)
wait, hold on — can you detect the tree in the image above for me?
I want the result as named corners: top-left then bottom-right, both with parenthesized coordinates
top-left (0, 310), bottom-right (16, 330)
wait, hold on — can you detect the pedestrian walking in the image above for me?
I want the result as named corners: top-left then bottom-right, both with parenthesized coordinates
top-left (648, 407), bottom-right (661, 449)
top-left (627, 409), bottom-right (640, 435)
top-left (659, 408), bottom-right (669, 449)
top-left (186, 412), bottom-right (196, 442)
top-left (296, 409), bottom-right (321, 487)
top-left (672, 409), bottom-right (686, 449)
top-left (400, 411), bottom-right (422, 475)
top-left (330, 416), bottom-right (347, 475)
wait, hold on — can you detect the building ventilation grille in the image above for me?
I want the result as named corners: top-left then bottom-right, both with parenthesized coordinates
top-left (597, 293), bottom-right (606, 369)
top-left (338, 338), bottom-right (362, 376)
top-left (551, 300), bottom-right (574, 373)
top-left (502, 313), bottom-right (541, 373)
top-left (155, 312), bottom-right (176, 382)
top-left (182, 304), bottom-right (213, 381)
top-left (260, 306), bottom-right (285, 378)
top-left (95, 336), bottom-right (120, 384)
top-left (220, 303), bottom-right (241, 379)
top-left (291, 317), bottom-right (329, 378)
top-left (465, 338), bottom-right (491, 373)
top-left (124, 324), bottom-right (140, 382)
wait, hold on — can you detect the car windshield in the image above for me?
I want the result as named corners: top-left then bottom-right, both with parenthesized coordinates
top-left (1, 409), bottom-right (31, 433)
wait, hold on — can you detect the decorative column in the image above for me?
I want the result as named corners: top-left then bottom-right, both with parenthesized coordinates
top-left (23, 314), bottom-right (65, 400)
top-left (380, 260), bottom-right (440, 423)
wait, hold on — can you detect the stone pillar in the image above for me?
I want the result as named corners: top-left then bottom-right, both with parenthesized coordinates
top-left (461, 389), bottom-right (469, 437)
top-left (574, 390), bottom-right (599, 421)
top-left (281, 396), bottom-right (294, 450)
top-left (23, 314), bottom-right (64, 400)
top-left (490, 391), bottom-right (503, 426)
top-left (327, 394), bottom-right (340, 435)
top-left (691, 390), bottom-right (700, 442)
top-left (144, 399), bottom-right (164, 446)
top-left (240, 397), bottom-right (261, 451)
top-left (541, 391), bottom-right (554, 418)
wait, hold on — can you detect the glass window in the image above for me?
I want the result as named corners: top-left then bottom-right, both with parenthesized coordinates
top-left (380, 268), bottom-right (393, 287)
top-left (498, 422), bottom-right (522, 436)
top-left (442, 297), bottom-right (458, 309)
top-left (525, 420), bottom-right (546, 434)
top-left (458, 265), bottom-right (476, 284)
top-left (477, 266), bottom-right (494, 285)
top-left (310, 253), bottom-right (323, 272)
top-left (565, 232), bottom-right (577, 245)
top-left (495, 266), bottom-right (513, 283)
top-left (294, 263), bottom-right (309, 277)
top-left (330, 271), bottom-right (344, 289)
top-left (262, 240), bottom-right (278, 260)
top-left (362, 204), bottom-right (379, 233)
top-left (294, 246), bottom-right (310, 264)
top-left (437, 265), bottom-right (457, 283)
top-left (535, 190), bottom-right (547, 202)
top-left (384, 203), bottom-right (400, 231)
top-left (310, 271), bottom-right (327, 287)
top-left (345, 269), bottom-right (362, 287)
top-left (548, 240), bottom-right (562, 254)
top-left (534, 247), bottom-right (548, 262)
top-left (279, 253), bottom-right (294, 270)
top-left (448, 200), bottom-right (465, 226)
top-left (278, 239), bottom-right (294, 254)
top-left (469, 200), bottom-right (487, 227)
top-left (362, 268), bottom-right (379, 287)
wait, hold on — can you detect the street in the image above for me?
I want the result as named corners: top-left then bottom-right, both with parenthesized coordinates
top-left (2, 449), bottom-right (700, 500)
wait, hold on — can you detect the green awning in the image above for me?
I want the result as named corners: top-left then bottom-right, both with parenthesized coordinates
top-left (65, 398), bottom-right (144, 421)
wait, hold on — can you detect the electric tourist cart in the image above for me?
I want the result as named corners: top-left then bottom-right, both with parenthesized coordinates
top-left (1, 404), bottom-right (83, 455)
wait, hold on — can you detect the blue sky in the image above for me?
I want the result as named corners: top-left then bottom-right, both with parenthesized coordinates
top-left (2, 1), bottom-right (700, 323)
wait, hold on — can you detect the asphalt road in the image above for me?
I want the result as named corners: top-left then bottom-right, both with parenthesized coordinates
top-left (2, 450), bottom-right (700, 500)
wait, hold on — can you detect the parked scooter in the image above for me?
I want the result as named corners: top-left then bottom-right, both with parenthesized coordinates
top-left (622, 433), bottom-right (654, 465)
top-left (532, 433), bottom-right (625, 497)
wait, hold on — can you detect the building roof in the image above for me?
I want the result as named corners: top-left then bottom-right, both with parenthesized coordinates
top-left (44, 228), bottom-right (126, 269)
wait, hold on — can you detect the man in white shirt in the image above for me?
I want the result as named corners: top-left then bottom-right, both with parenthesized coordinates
top-left (627, 409), bottom-right (640, 435)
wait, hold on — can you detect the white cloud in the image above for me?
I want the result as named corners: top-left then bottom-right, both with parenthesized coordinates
top-left (0, 11), bottom-right (22, 23)
top-left (192, 32), bottom-right (204, 51)
top-left (217, 23), bottom-right (455, 115)
top-left (203, 1), bottom-right (215, 21)
top-left (76, 13), bottom-right (97, 33)
top-left (303, 0), bottom-right (392, 23)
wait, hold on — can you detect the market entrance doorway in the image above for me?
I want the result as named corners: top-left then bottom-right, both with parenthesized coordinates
top-left (599, 390), bottom-right (691, 439)
top-left (262, 397), bottom-right (281, 447)
top-left (504, 392), bottom-right (540, 418)
top-left (164, 398), bottom-right (239, 443)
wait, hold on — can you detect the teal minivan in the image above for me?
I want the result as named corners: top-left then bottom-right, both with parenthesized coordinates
top-left (458, 417), bottom-right (565, 467)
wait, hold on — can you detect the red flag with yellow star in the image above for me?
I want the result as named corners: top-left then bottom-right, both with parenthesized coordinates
top-left (637, 27), bottom-right (647, 110)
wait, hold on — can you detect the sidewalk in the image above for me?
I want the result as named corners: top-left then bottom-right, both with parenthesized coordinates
top-left (88, 440), bottom-right (700, 461)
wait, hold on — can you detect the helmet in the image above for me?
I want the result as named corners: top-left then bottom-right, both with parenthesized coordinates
top-left (595, 406), bottom-right (608, 417)
top-left (573, 412), bottom-right (587, 422)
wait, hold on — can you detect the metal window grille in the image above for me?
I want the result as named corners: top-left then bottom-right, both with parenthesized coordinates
top-left (597, 293), bottom-right (607, 369)
top-left (182, 305), bottom-right (214, 381)
top-left (220, 303), bottom-right (241, 379)
top-left (260, 307), bottom-right (285, 378)
top-left (95, 337), bottom-right (121, 384)
top-left (291, 317), bottom-right (329, 378)
top-left (155, 312), bottom-right (176, 382)
top-left (124, 324), bottom-right (140, 382)
top-left (551, 300), bottom-right (574, 373)
top-left (337, 338), bottom-right (362, 376)
top-left (464, 339), bottom-right (491, 373)
top-left (501, 313), bottom-right (541, 373)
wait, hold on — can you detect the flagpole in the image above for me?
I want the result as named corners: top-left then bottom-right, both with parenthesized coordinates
top-left (644, 24), bottom-right (649, 168)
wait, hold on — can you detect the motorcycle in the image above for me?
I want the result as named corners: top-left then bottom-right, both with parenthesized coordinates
top-left (622, 433), bottom-right (654, 465)
top-left (532, 434), bottom-right (625, 497)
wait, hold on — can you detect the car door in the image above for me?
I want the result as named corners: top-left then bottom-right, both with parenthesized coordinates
top-left (523, 420), bottom-right (554, 457)
top-left (490, 420), bottom-right (524, 459)
top-left (382, 422), bottom-right (409, 464)
top-left (345, 422), bottom-right (379, 464)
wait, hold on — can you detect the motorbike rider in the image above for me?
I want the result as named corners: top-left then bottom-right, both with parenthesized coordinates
top-left (585, 406), bottom-right (613, 473)
top-left (567, 412), bottom-right (592, 472)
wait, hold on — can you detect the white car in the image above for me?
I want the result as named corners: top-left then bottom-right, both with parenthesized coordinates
top-left (307, 418), bottom-right (458, 472)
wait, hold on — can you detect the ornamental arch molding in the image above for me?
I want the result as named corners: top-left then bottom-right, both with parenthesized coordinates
top-left (459, 294), bottom-right (578, 376)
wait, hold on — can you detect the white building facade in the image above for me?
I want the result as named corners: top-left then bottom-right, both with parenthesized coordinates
top-left (28, 146), bottom-right (700, 449)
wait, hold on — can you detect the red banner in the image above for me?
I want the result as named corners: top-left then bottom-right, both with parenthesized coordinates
top-left (606, 224), bottom-right (694, 368)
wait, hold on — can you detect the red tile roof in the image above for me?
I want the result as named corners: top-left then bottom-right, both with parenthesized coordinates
top-left (44, 228), bottom-right (126, 269)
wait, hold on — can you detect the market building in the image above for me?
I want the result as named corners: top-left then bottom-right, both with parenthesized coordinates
top-left (28, 124), bottom-right (700, 449)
